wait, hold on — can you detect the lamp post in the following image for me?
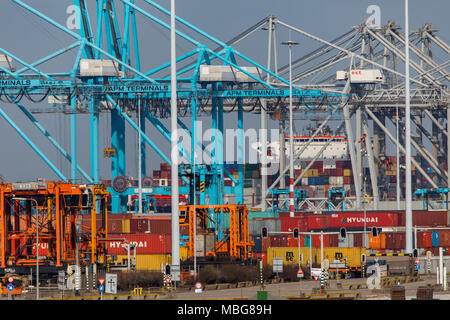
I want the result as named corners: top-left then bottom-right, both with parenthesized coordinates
top-left (170, 0), bottom-right (180, 283)
top-left (193, 152), bottom-right (197, 281)
top-left (137, 93), bottom-right (143, 215)
top-left (13, 197), bottom-right (39, 300)
top-left (404, 0), bottom-right (413, 254)
top-left (281, 40), bottom-right (299, 218)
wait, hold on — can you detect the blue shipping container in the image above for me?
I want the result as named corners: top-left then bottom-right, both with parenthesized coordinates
top-left (432, 231), bottom-right (439, 247)
top-left (253, 235), bottom-right (262, 253)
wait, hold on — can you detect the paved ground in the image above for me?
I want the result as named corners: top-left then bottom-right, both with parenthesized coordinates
top-left (3, 275), bottom-right (449, 300)
top-left (161, 275), bottom-right (450, 300)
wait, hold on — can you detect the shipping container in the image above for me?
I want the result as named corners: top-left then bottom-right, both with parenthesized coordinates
top-left (385, 232), bottom-right (405, 250)
top-left (423, 231), bottom-right (432, 248)
top-left (327, 212), bottom-right (398, 228)
top-left (249, 210), bottom-right (279, 219)
top-left (148, 219), bottom-right (171, 234)
top-left (369, 233), bottom-right (387, 249)
top-left (107, 234), bottom-right (171, 254)
top-left (353, 233), bottom-right (363, 247)
top-left (397, 210), bottom-right (448, 227)
top-left (115, 254), bottom-right (171, 271)
top-left (343, 176), bottom-right (352, 185)
top-left (439, 230), bottom-right (450, 247)
top-left (321, 247), bottom-right (367, 267)
top-left (130, 218), bottom-right (151, 233)
top-left (108, 220), bottom-right (123, 234)
top-left (253, 235), bottom-right (262, 253)
top-left (306, 215), bottom-right (329, 230)
top-left (329, 234), bottom-right (339, 247)
top-left (249, 218), bottom-right (281, 236)
top-left (338, 233), bottom-right (354, 248)
top-left (280, 217), bottom-right (307, 233)
top-left (262, 237), bottom-right (271, 252)
top-left (122, 219), bottom-right (130, 233)
top-left (266, 247), bottom-right (316, 266)
top-left (432, 231), bottom-right (440, 247)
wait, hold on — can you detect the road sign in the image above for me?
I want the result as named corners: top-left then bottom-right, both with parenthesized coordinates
top-left (322, 259), bottom-right (329, 271)
top-left (7, 276), bottom-right (14, 283)
top-left (170, 265), bottom-right (180, 281)
top-left (195, 282), bottom-right (203, 293)
top-left (58, 271), bottom-right (67, 290)
top-left (415, 259), bottom-right (420, 265)
top-left (98, 278), bottom-right (105, 286)
top-left (7, 284), bottom-right (14, 292)
top-left (311, 268), bottom-right (322, 281)
top-left (297, 267), bottom-right (304, 278)
top-left (273, 258), bottom-right (283, 273)
top-left (99, 285), bottom-right (104, 293)
top-left (105, 273), bottom-right (117, 295)
top-left (164, 275), bottom-right (172, 285)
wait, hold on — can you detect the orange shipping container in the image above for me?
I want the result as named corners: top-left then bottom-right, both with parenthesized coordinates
top-left (369, 233), bottom-right (386, 249)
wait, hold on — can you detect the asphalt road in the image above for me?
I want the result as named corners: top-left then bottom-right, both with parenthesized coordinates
top-left (3, 274), bottom-right (449, 300)
top-left (161, 275), bottom-right (450, 300)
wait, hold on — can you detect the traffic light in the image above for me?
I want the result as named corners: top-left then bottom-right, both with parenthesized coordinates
top-left (371, 227), bottom-right (378, 237)
top-left (413, 249), bottom-right (418, 258)
top-left (293, 228), bottom-right (299, 239)
top-left (340, 227), bottom-right (346, 239)
top-left (165, 264), bottom-right (171, 275)
top-left (262, 227), bottom-right (268, 238)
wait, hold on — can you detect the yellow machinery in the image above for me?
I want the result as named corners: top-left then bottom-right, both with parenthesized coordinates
top-left (179, 205), bottom-right (254, 261)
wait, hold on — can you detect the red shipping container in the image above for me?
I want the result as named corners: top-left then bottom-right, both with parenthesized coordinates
top-left (423, 231), bottom-right (432, 248)
top-left (336, 160), bottom-right (345, 169)
top-left (439, 230), bottom-right (450, 247)
top-left (280, 217), bottom-right (307, 233)
top-left (130, 218), bottom-right (151, 233)
top-left (149, 219), bottom-right (171, 234)
top-left (328, 212), bottom-right (398, 228)
top-left (397, 210), bottom-right (448, 227)
top-left (321, 234), bottom-right (331, 247)
top-left (107, 234), bottom-right (171, 254)
top-left (385, 232), bottom-right (405, 250)
top-left (279, 211), bottom-right (310, 218)
top-left (270, 236), bottom-right (289, 247)
top-left (312, 234), bottom-right (322, 248)
top-left (261, 237), bottom-right (271, 252)
top-left (329, 234), bottom-right (339, 247)
top-left (287, 235), bottom-right (303, 247)
top-left (108, 220), bottom-right (123, 234)
top-left (306, 216), bottom-right (329, 230)
top-left (417, 231), bottom-right (424, 248)
top-left (343, 176), bottom-right (352, 185)
top-left (353, 233), bottom-right (363, 247)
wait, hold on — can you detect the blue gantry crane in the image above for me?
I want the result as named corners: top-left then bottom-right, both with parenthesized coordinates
top-left (0, 0), bottom-right (346, 216)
